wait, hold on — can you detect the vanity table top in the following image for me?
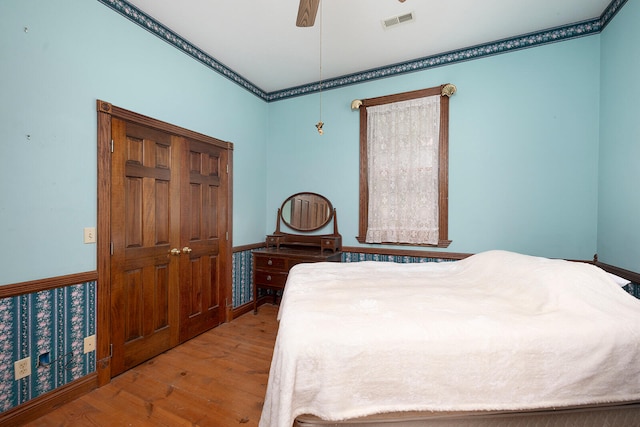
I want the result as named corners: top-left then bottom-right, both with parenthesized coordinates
top-left (253, 247), bottom-right (342, 261)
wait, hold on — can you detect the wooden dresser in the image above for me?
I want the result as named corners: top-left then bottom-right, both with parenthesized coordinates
top-left (253, 192), bottom-right (343, 313)
top-left (253, 247), bottom-right (341, 313)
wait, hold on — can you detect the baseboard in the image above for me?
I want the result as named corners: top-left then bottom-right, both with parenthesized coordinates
top-left (232, 300), bottom-right (255, 318)
top-left (0, 373), bottom-right (98, 427)
top-left (232, 296), bottom-right (273, 319)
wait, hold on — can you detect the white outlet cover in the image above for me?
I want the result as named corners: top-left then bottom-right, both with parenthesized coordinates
top-left (84, 335), bottom-right (96, 353)
top-left (14, 357), bottom-right (31, 380)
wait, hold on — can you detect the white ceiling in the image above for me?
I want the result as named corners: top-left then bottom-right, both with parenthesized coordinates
top-left (124, 0), bottom-right (611, 93)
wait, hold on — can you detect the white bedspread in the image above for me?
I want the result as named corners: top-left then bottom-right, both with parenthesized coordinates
top-left (259, 250), bottom-right (640, 427)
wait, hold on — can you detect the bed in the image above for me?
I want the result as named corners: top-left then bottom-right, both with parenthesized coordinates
top-left (258, 250), bottom-right (640, 427)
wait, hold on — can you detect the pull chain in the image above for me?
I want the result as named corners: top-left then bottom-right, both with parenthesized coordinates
top-left (316, 1), bottom-right (324, 135)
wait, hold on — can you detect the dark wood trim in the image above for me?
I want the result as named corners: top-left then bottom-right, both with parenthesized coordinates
top-left (360, 86), bottom-right (443, 108)
top-left (232, 300), bottom-right (259, 319)
top-left (97, 100), bottom-right (233, 151)
top-left (233, 297), bottom-right (274, 319)
top-left (0, 271), bottom-right (98, 299)
top-left (233, 242), bottom-right (265, 253)
top-left (96, 101), bottom-right (113, 386)
top-left (357, 103), bottom-right (369, 244)
top-left (224, 149), bottom-right (235, 323)
top-left (0, 373), bottom-right (98, 427)
top-left (356, 84), bottom-right (452, 247)
top-left (594, 258), bottom-right (640, 284)
top-left (343, 246), bottom-right (471, 260)
top-left (438, 92), bottom-right (450, 246)
top-left (353, 240), bottom-right (454, 249)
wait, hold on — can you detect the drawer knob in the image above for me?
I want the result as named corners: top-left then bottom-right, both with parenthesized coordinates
top-left (267, 259), bottom-right (273, 265)
top-left (267, 275), bottom-right (272, 281)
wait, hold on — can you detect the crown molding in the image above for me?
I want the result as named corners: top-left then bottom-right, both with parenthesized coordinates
top-left (96, 0), bottom-right (268, 100)
top-left (98, 0), bottom-right (627, 102)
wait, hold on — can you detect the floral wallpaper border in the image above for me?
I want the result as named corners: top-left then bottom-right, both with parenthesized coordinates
top-left (0, 281), bottom-right (96, 413)
top-left (232, 249), bottom-right (254, 308)
top-left (96, 0), bottom-right (628, 102)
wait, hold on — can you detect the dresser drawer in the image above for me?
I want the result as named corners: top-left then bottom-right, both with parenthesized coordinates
top-left (254, 270), bottom-right (288, 288)
top-left (321, 237), bottom-right (340, 252)
top-left (255, 255), bottom-right (287, 270)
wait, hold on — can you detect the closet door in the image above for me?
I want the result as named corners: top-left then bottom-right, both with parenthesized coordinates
top-left (108, 117), bottom-right (230, 376)
top-left (178, 138), bottom-right (228, 342)
top-left (110, 119), bottom-right (181, 376)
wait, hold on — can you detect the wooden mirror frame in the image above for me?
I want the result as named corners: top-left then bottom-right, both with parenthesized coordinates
top-left (280, 192), bottom-right (334, 232)
top-left (266, 193), bottom-right (342, 254)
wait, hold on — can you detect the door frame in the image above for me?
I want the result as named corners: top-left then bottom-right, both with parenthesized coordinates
top-left (96, 100), bottom-right (234, 386)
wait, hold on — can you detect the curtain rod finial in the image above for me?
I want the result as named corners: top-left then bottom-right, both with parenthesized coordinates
top-left (441, 84), bottom-right (457, 97)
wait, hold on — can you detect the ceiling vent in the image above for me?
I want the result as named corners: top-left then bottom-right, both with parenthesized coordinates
top-left (382, 12), bottom-right (415, 29)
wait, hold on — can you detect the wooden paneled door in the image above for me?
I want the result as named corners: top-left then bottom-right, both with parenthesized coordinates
top-left (178, 139), bottom-right (228, 342)
top-left (110, 119), bottom-right (180, 376)
top-left (97, 101), bottom-right (233, 381)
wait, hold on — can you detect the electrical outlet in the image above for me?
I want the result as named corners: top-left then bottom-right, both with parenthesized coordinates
top-left (15, 357), bottom-right (31, 380)
top-left (83, 227), bottom-right (96, 244)
top-left (84, 335), bottom-right (96, 354)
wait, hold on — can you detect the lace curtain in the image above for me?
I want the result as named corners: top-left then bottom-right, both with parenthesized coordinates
top-left (365, 95), bottom-right (440, 244)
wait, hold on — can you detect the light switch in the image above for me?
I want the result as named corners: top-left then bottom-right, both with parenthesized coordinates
top-left (83, 227), bottom-right (96, 244)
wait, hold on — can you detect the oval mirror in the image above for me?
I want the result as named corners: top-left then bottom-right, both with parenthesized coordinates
top-left (280, 192), bottom-right (333, 232)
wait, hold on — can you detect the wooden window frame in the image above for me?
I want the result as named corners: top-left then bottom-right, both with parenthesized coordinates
top-left (356, 84), bottom-right (452, 248)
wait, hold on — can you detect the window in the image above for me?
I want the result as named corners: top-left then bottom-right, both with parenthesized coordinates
top-left (356, 84), bottom-right (455, 247)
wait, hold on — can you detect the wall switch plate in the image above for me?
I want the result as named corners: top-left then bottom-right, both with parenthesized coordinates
top-left (15, 357), bottom-right (31, 380)
top-left (83, 227), bottom-right (96, 244)
top-left (84, 335), bottom-right (96, 354)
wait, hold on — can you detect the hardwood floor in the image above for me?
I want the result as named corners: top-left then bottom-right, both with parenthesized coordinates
top-left (26, 304), bottom-right (279, 427)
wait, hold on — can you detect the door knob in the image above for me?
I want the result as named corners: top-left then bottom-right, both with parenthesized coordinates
top-left (182, 247), bottom-right (193, 254)
top-left (169, 248), bottom-right (181, 256)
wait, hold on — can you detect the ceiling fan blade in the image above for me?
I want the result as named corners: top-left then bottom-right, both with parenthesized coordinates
top-left (296, 0), bottom-right (320, 27)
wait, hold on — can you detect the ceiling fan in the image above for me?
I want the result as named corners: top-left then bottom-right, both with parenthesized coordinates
top-left (296, 0), bottom-right (407, 27)
top-left (296, 0), bottom-right (320, 27)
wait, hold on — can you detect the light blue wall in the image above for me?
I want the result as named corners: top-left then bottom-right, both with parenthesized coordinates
top-left (0, 0), bottom-right (633, 416)
top-left (268, 36), bottom-right (601, 260)
top-left (1, 0), bottom-right (636, 288)
top-left (598, 0), bottom-right (640, 272)
top-left (0, 0), bottom-right (268, 285)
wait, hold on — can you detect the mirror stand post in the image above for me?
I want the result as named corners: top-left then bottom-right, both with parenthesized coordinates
top-left (275, 208), bottom-right (282, 234)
